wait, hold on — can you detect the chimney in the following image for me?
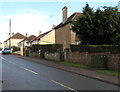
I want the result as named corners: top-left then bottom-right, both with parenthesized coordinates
top-left (39, 31), bottom-right (42, 35)
top-left (62, 6), bottom-right (67, 23)
top-left (26, 33), bottom-right (28, 37)
top-left (12, 32), bottom-right (14, 36)
top-left (52, 25), bottom-right (56, 29)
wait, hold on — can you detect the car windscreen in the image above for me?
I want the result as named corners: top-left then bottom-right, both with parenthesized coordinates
top-left (4, 48), bottom-right (10, 50)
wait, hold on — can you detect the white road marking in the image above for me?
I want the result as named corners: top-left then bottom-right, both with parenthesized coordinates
top-left (1, 56), bottom-right (77, 91)
top-left (51, 80), bottom-right (77, 92)
top-left (23, 67), bottom-right (39, 75)
top-left (1, 57), bottom-right (5, 60)
top-left (1, 57), bottom-right (16, 65)
top-left (1, 57), bottom-right (39, 75)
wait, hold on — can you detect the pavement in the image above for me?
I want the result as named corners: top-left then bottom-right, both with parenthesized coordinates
top-left (13, 55), bottom-right (119, 86)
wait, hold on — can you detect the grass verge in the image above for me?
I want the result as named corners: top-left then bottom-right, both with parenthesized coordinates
top-left (96, 70), bottom-right (120, 77)
top-left (59, 61), bottom-right (90, 69)
top-left (59, 61), bottom-right (119, 77)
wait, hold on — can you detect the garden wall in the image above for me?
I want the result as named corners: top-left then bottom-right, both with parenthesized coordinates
top-left (44, 52), bottom-right (60, 61)
top-left (67, 51), bottom-right (120, 70)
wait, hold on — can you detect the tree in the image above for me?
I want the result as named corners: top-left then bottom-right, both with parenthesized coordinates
top-left (72, 3), bottom-right (120, 45)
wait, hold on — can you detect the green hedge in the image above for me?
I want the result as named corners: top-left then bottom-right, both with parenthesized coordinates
top-left (30, 44), bottom-right (63, 53)
top-left (70, 45), bottom-right (120, 53)
top-left (11, 46), bottom-right (20, 52)
top-left (0, 48), bottom-right (2, 51)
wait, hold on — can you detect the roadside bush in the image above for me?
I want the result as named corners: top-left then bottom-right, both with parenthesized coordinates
top-left (31, 44), bottom-right (63, 53)
top-left (70, 45), bottom-right (120, 53)
top-left (0, 48), bottom-right (2, 51)
top-left (11, 46), bottom-right (20, 52)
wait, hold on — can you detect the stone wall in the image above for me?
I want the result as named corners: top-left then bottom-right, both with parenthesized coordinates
top-left (29, 51), bottom-right (40, 58)
top-left (28, 51), bottom-right (61, 61)
top-left (67, 51), bottom-right (120, 70)
top-left (44, 52), bottom-right (60, 61)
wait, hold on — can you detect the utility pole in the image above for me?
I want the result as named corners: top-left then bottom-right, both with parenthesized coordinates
top-left (118, 1), bottom-right (120, 12)
top-left (50, 16), bottom-right (53, 29)
top-left (9, 19), bottom-right (11, 49)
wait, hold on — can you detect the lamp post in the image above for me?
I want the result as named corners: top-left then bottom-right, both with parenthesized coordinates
top-left (9, 19), bottom-right (11, 49)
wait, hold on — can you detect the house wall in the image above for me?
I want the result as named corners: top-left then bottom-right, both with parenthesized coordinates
top-left (11, 39), bottom-right (24, 47)
top-left (39, 30), bottom-right (55, 44)
top-left (70, 30), bottom-right (76, 44)
top-left (20, 46), bottom-right (24, 56)
top-left (55, 23), bottom-right (76, 49)
top-left (4, 41), bottom-right (9, 48)
top-left (19, 41), bottom-right (27, 56)
top-left (23, 41), bottom-right (28, 47)
top-left (31, 40), bottom-right (38, 45)
top-left (5, 39), bottom-right (24, 47)
top-left (0, 42), bottom-right (4, 48)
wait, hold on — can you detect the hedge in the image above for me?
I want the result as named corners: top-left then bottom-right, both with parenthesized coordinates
top-left (30, 44), bottom-right (63, 53)
top-left (11, 46), bottom-right (20, 52)
top-left (70, 45), bottom-right (120, 53)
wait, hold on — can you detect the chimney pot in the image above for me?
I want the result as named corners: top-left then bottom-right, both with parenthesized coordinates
top-left (12, 32), bottom-right (14, 36)
top-left (39, 31), bottom-right (42, 35)
top-left (26, 33), bottom-right (28, 37)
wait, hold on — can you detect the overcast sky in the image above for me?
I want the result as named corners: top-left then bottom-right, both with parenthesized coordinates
top-left (0, 0), bottom-right (119, 42)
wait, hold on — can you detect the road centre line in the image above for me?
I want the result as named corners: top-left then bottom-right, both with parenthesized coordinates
top-left (51, 80), bottom-right (77, 92)
top-left (1, 57), bottom-right (39, 75)
top-left (23, 67), bottom-right (39, 75)
top-left (2, 56), bottom-right (76, 91)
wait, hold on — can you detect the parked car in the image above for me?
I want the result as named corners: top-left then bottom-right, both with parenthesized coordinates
top-left (2, 48), bottom-right (11, 55)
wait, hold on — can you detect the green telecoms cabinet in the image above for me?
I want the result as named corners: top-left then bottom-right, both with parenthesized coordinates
top-left (91, 55), bottom-right (108, 69)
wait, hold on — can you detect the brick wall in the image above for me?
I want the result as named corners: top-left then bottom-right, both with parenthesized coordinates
top-left (67, 51), bottom-right (120, 70)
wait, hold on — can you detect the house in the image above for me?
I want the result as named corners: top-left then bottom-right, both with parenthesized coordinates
top-left (28, 6), bottom-right (82, 50)
top-left (4, 33), bottom-right (26, 48)
top-left (29, 30), bottom-right (55, 46)
top-left (17, 35), bottom-right (36, 56)
top-left (54, 6), bottom-right (82, 50)
top-left (39, 29), bottom-right (55, 44)
top-left (0, 42), bottom-right (3, 48)
top-left (18, 35), bottom-right (36, 48)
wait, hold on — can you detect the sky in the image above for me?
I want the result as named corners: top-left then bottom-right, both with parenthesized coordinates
top-left (0, 0), bottom-right (119, 42)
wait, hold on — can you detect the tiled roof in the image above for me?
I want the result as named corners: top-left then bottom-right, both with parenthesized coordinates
top-left (30, 30), bottom-right (52, 43)
top-left (18, 35), bottom-right (36, 44)
top-left (37, 30), bottom-right (51, 40)
top-left (5, 33), bottom-right (26, 42)
top-left (54, 12), bottom-right (82, 29)
top-left (26, 35), bottom-right (36, 42)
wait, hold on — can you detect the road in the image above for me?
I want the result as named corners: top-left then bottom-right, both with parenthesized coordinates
top-left (0, 55), bottom-right (119, 91)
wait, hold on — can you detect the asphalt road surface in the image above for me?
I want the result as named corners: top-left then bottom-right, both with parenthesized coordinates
top-left (1, 55), bottom-right (119, 91)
